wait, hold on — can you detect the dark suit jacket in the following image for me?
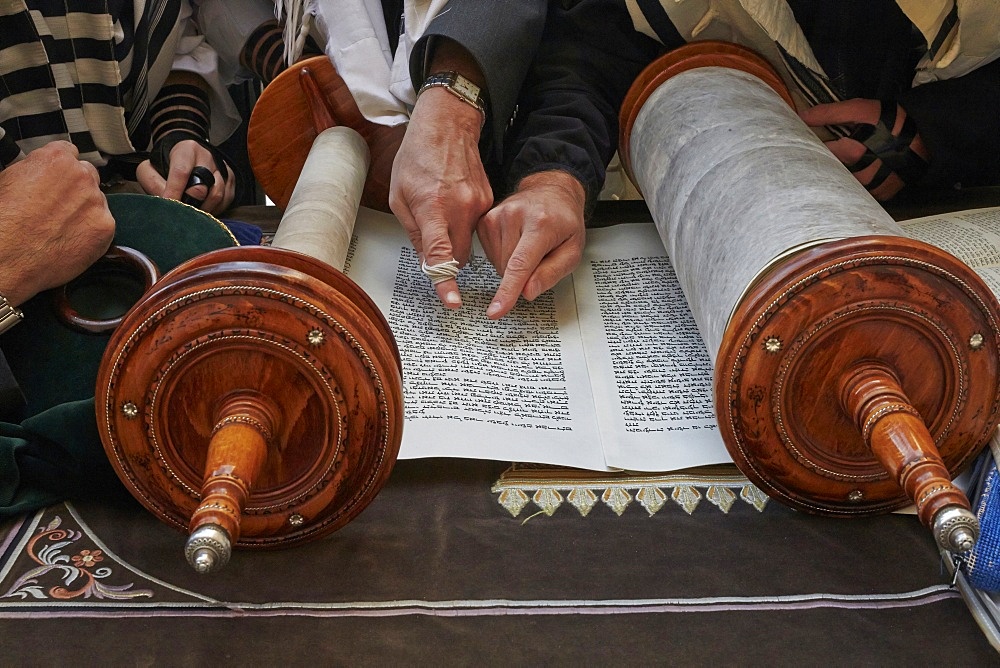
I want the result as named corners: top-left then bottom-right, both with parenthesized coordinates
top-left (410, 0), bottom-right (548, 158)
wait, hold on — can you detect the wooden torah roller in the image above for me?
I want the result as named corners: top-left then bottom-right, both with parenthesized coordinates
top-left (96, 245), bottom-right (403, 573)
top-left (619, 41), bottom-right (1000, 553)
top-left (96, 163), bottom-right (403, 573)
top-left (247, 54), bottom-right (405, 212)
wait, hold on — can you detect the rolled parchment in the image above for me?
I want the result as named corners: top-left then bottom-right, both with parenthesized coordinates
top-left (271, 125), bottom-right (371, 270)
top-left (629, 66), bottom-right (904, 361)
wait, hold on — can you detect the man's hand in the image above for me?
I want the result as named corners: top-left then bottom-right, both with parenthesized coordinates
top-left (136, 138), bottom-right (235, 214)
top-left (389, 86), bottom-right (493, 308)
top-left (800, 99), bottom-right (929, 202)
top-left (479, 170), bottom-right (586, 319)
top-left (0, 141), bottom-right (115, 306)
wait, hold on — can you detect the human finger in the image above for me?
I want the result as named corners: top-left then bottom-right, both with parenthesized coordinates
top-left (823, 137), bottom-right (868, 166)
top-left (57, 139), bottom-right (81, 156)
top-left (433, 278), bottom-right (462, 309)
top-left (486, 235), bottom-right (548, 319)
top-left (448, 216), bottom-right (476, 268)
top-left (846, 156), bottom-right (903, 200)
top-left (223, 168), bottom-right (237, 210)
top-left (476, 206), bottom-right (506, 273)
top-left (163, 157), bottom-right (197, 200)
top-left (135, 160), bottom-right (167, 196)
top-left (79, 158), bottom-right (101, 187)
top-left (522, 236), bottom-right (584, 302)
top-left (197, 167), bottom-right (227, 213)
top-left (179, 165), bottom-right (214, 208)
top-left (420, 251), bottom-right (462, 309)
top-left (388, 187), bottom-right (424, 257)
top-left (868, 172), bottom-right (905, 201)
top-left (495, 214), bottom-right (523, 278)
top-left (419, 215), bottom-right (459, 269)
top-left (408, 196), bottom-right (463, 308)
top-left (799, 99), bottom-right (880, 128)
top-left (44, 139), bottom-right (82, 160)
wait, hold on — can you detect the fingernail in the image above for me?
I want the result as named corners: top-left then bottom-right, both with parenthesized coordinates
top-left (445, 291), bottom-right (462, 307)
top-left (486, 301), bottom-right (502, 318)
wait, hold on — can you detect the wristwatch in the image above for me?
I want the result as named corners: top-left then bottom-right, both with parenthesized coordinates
top-left (0, 293), bottom-right (23, 335)
top-left (417, 71), bottom-right (487, 126)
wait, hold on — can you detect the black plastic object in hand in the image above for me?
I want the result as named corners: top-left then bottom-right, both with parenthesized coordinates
top-left (149, 132), bottom-right (231, 209)
top-left (182, 166), bottom-right (216, 207)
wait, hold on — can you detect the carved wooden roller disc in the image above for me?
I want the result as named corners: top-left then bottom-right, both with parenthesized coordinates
top-left (716, 236), bottom-right (1000, 517)
top-left (247, 55), bottom-right (405, 212)
top-left (96, 246), bottom-right (403, 553)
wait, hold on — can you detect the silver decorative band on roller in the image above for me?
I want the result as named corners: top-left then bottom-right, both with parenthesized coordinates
top-left (421, 258), bottom-right (461, 285)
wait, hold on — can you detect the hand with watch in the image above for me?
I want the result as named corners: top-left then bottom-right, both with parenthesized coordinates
top-left (0, 141), bottom-right (115, 331)
top-left (389, 38), bottom-right (493, 310)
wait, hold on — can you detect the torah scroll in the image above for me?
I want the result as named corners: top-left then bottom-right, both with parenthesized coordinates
top-left (620, 42), bottom-right (1000, 553)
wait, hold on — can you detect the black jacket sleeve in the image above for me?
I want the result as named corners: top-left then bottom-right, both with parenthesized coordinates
top-left (900, 56), bottom-right (1000, 189)
top-left (410, 0), bottom-right (548, 157)
top-left (499, 0), bottom-right (665, 210)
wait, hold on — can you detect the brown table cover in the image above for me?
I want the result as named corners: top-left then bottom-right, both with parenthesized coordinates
top-left (1, 459), bottom-right (997, 663)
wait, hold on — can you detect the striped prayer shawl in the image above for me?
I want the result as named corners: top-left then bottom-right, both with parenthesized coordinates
top-left (0, 0), bottom-right (181, 168)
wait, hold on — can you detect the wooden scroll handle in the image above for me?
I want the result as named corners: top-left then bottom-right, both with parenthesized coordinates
top-left (841, 364), bottom-right (979, 552)
top-left (184, 394), bottom-right (278, 573)
top-left (299, 66), bottom-right (338, 134)
top-left (247, 54), bottom-right (405, 212)
top-left (53, 246), bottom-right (160, 334)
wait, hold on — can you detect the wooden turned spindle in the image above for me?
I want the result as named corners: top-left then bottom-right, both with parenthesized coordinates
top-left (299, 66), bottom-right (337, 133)
top-left (185, 395), bottom-right (278, 573)
top-left (841, 365), bottom-right (978, 552)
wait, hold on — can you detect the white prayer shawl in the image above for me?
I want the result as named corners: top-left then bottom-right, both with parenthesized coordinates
top-left (624, 0), bottom-right (1000, 111)
top-left (897, 0), bottom-right (1000, 85)
top-left (278, 0), bottom-right (448, 126)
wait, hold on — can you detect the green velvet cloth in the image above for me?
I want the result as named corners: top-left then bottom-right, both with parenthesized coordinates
top-left (0, 399), bottom-right (127, 515)
top-left (0, 194), bottom-right (238, 518)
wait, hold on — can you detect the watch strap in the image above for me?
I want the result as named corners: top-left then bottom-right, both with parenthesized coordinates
top-left (0, 293), bottom-right (23, 335)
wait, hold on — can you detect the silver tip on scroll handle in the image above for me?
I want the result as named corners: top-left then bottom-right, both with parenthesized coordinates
top-left (184, 524), bottom-right (232, 574)
top-left (933, 506), bottom-right (979, 553)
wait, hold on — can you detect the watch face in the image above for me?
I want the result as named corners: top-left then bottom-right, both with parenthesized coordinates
top-left (453, 76), bottom-right (480, 101)
top-left (419, 72), bottom-right (485, 122)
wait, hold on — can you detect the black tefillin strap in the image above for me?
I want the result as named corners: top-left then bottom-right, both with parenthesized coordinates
top-left (847, 99), bottom-right (928, 191)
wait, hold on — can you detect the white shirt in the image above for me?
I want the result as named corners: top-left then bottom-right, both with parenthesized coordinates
top-left (297, 0), bottom-right (449, 125)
